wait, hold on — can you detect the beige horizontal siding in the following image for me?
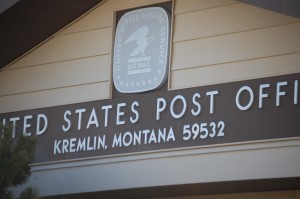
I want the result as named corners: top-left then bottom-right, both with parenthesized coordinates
top-left (0, 55), bottom-right (110, 96)
top-left (172, 22), bottom-right (300, 70)
top-left (10, 27), bottom-right (112, 68)
top-left (173, 3), bottom-right (298, 42)
top-left (0, 82), bottom-right (110, 113)
top-left (171, 1), bottom-right (300, 90)
top-left (2, 0), bottom-right (300, 113)
top-left (174, 0), bottom-right (237, 14)
top-left (1, 0), bottom-right (172, 113)
top-left (171, 53), bottom-right (300, 89)
top-left (58, 0), bottom-right (171, 36)
top-left (57, 1), bottom-right (113, 36)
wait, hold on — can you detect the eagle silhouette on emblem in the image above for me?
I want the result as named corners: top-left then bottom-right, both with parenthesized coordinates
top-left (125, 26), bottom-right (154, 57)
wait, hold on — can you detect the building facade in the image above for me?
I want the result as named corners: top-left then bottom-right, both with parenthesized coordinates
top-left (0, 0), bottom-right (300, 198)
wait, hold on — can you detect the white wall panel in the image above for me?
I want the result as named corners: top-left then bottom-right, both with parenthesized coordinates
top-left (20, 139), bottom-right (300, 197)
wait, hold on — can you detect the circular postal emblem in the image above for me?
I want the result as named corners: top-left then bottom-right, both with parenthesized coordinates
top-left (113, 7), bottom-right (170, 93)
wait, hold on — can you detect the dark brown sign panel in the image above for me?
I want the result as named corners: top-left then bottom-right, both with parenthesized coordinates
top-left (1, 73), bottom-right (299, 164)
